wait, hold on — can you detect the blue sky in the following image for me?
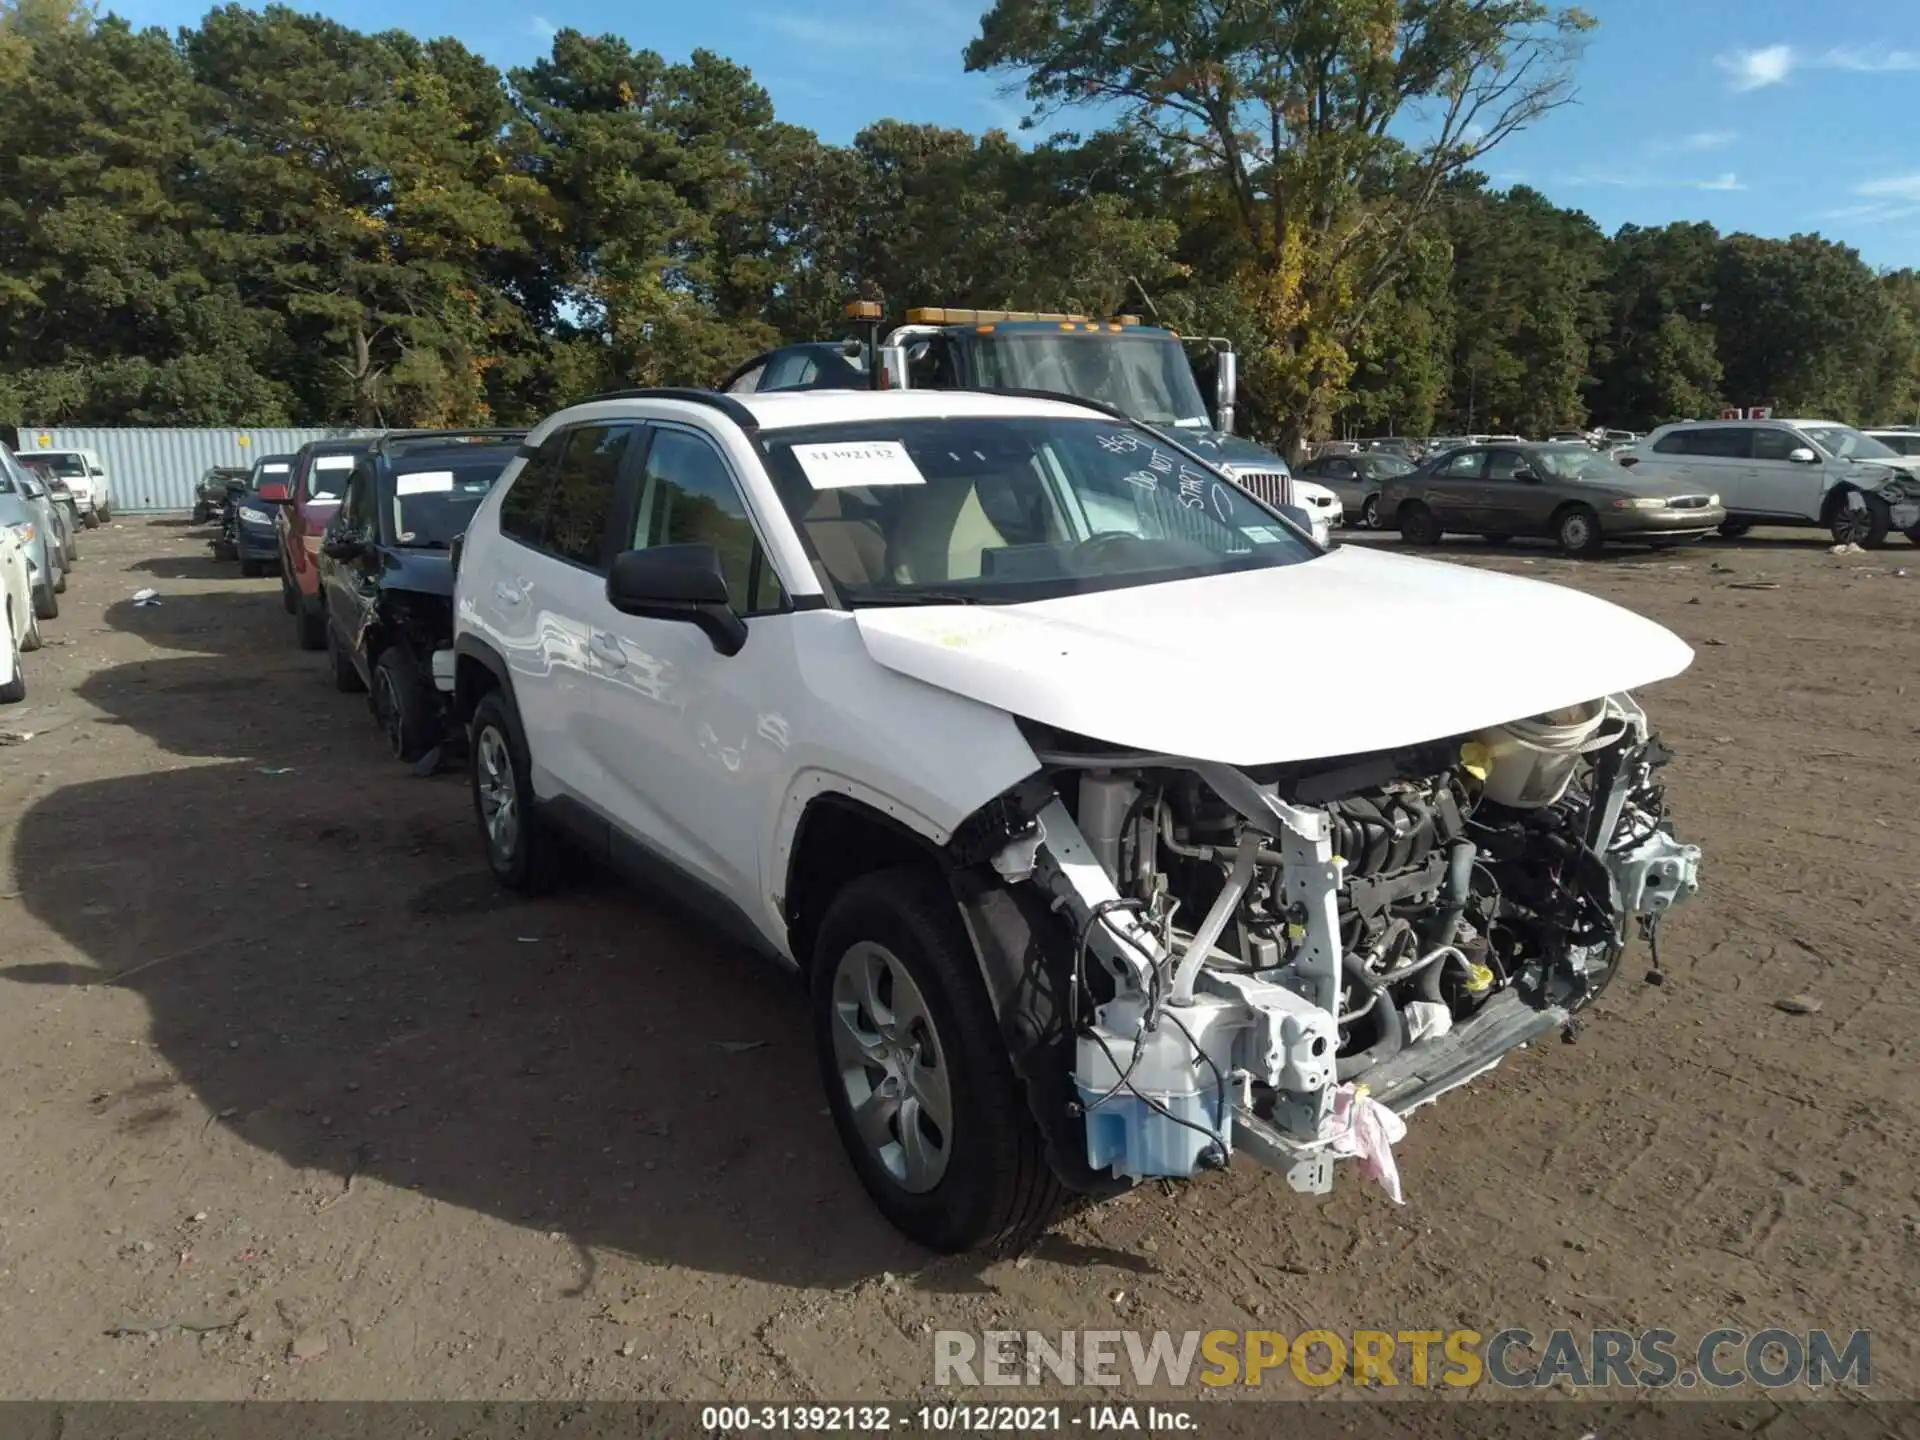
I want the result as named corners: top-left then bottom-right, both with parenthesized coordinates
top-left (107, 0), bottom-right (1920, 269)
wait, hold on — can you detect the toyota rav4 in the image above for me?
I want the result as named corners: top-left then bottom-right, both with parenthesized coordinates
top-left (451, 387), bottom-right (1703, 1253)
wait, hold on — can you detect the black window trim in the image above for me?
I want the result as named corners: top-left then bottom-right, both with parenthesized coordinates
top-left (625, 418), bottom-right (797, 618)
top-left (497, 420), bottom-right (653, 578)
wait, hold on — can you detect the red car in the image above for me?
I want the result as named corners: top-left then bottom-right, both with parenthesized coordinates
top-left (277, 438), bottom-right (378, 648)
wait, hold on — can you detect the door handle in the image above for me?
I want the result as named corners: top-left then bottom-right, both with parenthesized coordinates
top-left (588, 631), bottom-right (628, 669)
top-left (493, 580), bottom-right (526, 606)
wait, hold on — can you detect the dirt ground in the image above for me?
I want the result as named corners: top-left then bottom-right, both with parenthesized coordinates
top-left (0, 517), bottom-right (1915, 1407)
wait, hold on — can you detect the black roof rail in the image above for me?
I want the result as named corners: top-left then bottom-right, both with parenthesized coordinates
top-left (371, 428), bottom-right (528, 456)
top-left (575, 387), bottom-right (761, 430)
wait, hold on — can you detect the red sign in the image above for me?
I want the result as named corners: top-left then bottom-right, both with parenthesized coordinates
top-left (1719, 408), bottom-right (1741, 420)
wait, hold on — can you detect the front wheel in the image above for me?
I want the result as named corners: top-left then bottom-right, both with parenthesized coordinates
top-left (279, 569), bottom-right (297, 615)
top-left (1717, 518), bottom-right (1752, 539)
top-left (0, 617), bottom-right (23, 704)
top-left (1829, 490), bottom-right (1891, 549)
top-left (1398, 503), bottom-right (1443, 546)
top-left (32, 581), bottom-right (57, 621)
top-left (97, 503), bottom-right (111, 523)
top-left (1359, 494), bottom-right (1381, 530)
top-left (20, 605), bottom-right (42, 654)
top-left (812, 867), bottom-right (1065, 1254)
top-left (373, 647), bottom-right (434, 761)
top-left (1556, 505), bottom-right (1603, 557)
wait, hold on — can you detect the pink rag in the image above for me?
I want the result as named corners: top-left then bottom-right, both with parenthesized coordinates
top-left (1324, 1083), bottom-right (1409, 1203)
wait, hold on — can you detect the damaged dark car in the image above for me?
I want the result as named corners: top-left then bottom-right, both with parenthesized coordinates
top-left (317, 430), bottom-right (526, 763)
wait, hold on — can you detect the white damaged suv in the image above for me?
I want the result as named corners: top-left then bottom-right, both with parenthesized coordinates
top-left (451, 387), bottom-right (1703, 1252)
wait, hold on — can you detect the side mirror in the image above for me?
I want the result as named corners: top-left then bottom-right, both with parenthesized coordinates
top-left (606, 544), bottom-right (747, 656)
top-left (88, 466), bottom-right (103, 477)
top-left (1214, 349), bottom-right (1238, 435)
top-left (321, 531), bottom-right (364, 561)
top-left (1788, 446), bottom-right (1818, 464)
top-left (257, 480), bottom-right (290, 503)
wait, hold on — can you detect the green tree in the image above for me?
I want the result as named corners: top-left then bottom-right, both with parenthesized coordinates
top-left (966, 0), bottom-right (1593, 446)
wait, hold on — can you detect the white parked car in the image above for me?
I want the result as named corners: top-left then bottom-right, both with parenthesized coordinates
top-left (452, 387), bottom-right (1702, 1251)
top-left (19, 448), bottom-right (111, 524)
top-left (1625, 418), bottom-right (1920, 547)
top-left (0, 520), bottom-right (37, 704)
top-left (1864, 428), bottom-right (1920, 459)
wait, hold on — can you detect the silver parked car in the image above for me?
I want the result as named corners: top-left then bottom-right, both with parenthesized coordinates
top-left (1624, 418), bottom-right (1920, 547)
top-left (1293, 450), bottom-right (1418, 528)
top-left (0, 448), bottom-right (64, 620)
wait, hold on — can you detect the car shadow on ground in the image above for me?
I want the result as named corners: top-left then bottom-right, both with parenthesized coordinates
top-left (128, 553), bottom-right (248, 582)
top-left (5, 620), bottom-right (939, 1290)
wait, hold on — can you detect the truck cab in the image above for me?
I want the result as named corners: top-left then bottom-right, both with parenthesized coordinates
top-left (720, 306), bottom-right (1317, 534)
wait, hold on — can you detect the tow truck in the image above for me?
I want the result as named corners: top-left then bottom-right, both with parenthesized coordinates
top-left (720, 304), bottom-right (1340, 541)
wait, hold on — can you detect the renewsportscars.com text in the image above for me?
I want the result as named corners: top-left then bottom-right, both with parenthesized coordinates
top-left (933, 1327), bottom-right (1871, 1390)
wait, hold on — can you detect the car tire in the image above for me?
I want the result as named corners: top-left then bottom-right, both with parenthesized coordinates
top-left (1716, 519), bottom-right (1751, 538)
top-left (1481, 533), bottom-right (1512, 547)
top-left (83, 512), bottom-right (99, 530)
top-left (279, 569), bottom-right (297, 615)
top-left (470, 688), bottom-right (563, 894)
top-left (1359, 494), bottom-right (1381, 530)
top-left (241, 558), bottom-right (266, 578)
top-left (98, 504), bottom-right (111, 523)
top-left (373, 647), bottom-right (434, 762)
top-left (327, 620), bottom-right (366, 693)
top-left (0, 615), bottom-right (24, 705)
top-left (212, 539), bottom-right (237, 562)
top-left (32, 581), bottom-right (57, 621)
top-left (1907, 526), bottom-right (1920, 547)
top-left (1555, 505), bottom-right (1603, 558)
top-left (1828, 490), bottom-right (1891, 549)
top-left (20, 604), bottom-right (42, 654)
top-left (812, 866), bottom-right (1066, 1255)
top-left (1398, 503), bottom-right (1443, 546)
top-left (295, 595), bottom-right (326, 651)
top-left (53, 567), bottom-right (66, 594)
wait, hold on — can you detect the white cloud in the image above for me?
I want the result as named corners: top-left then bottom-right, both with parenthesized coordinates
top-left (1857, 174), bottom-right (1920, 201)
top-left (1716, 42), bottom-right (1920, 91)
top-left (528, 14), bottom-right (557, 38)
top-left (1655, 129), bottom-right (1736, 154)
top-left (1565, 170), bottom-right (1746, 192)
top-left (1717, 44), bottom-right (1794, 91)
top-left (1819, 46), bottom-right (1920, 73)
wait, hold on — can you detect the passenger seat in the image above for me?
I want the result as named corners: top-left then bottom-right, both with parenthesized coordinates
top-left (801, 490), bottom-right (888, 589)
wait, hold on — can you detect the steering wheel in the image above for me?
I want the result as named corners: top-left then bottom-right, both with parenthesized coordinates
top-left (1068, 530), bottom-right (1150, 571)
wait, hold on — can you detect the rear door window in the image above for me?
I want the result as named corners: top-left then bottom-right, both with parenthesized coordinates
top-left (308, 452), bottom-right (360, 501)
top-left (543, 423), bottom-right (643, 572)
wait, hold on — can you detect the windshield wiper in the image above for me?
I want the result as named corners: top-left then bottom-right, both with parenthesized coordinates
top-left (849, 589), bottom-right (983, 608)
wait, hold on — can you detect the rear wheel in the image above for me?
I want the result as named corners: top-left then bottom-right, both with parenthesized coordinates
top-left (812, 867), bottom-right (1065, 1254)
top-left (32, 580), bottom-right (57, 621)
top-left (470, 688), bottom-right (563, 894)
top-left (295, 594), bottom-right (326, 651)
top-left (20, 605), bottom-right (42, 654)
top-left (1398, 503), bottom-right (1443, 546)
top-left (373, 647), bottom-right (434, 762)
top-left (1829, 490), bottom-right (1891, 549)
top-left (327, 620), bottom-right (365, 693)
top-left (1555, 505), bottom-right (1603, 557)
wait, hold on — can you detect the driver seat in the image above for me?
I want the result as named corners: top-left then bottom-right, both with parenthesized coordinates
top-left (888, 480), bottom-right (1012, 583)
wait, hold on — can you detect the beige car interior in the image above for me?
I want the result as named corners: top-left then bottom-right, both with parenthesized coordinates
top-left (800, 478), bottom-right (1023, 589)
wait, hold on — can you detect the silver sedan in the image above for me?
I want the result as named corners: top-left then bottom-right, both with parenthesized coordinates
top-left (1292, 451), bottom-right (1419, 529)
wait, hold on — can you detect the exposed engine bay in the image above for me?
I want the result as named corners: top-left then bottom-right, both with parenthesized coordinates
top-left (977, 693), bottom-right (1701, 1196)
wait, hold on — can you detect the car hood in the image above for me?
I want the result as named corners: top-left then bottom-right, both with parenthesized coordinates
top-left (854, 547), bottom-right (1694, 766)
top-left (1144, 426), bottom-right (1290, 474)
top-left (1856, 456), bottom-right (1920, 495)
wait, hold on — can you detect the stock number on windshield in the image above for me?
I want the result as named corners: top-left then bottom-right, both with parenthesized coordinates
top-left (702, 1405), bottom-right (1065, 1431)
